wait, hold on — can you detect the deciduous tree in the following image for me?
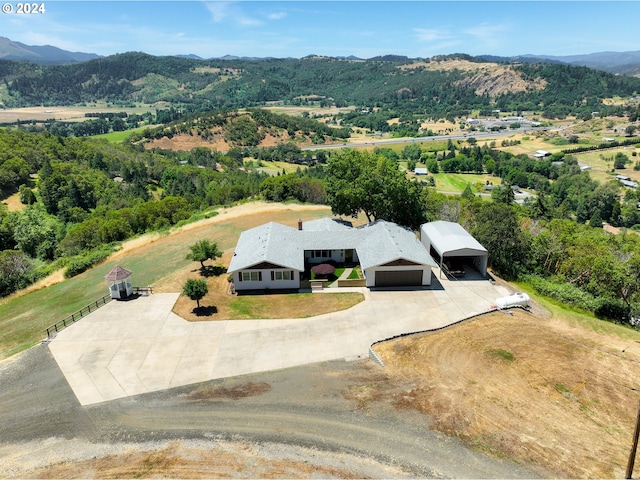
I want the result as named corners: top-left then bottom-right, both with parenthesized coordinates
top-left (326, 150), bottom-right (427, 229)
top-left (186, 239), bottom-right (222, 269)
top-left (182, 278), bottom-right (208, 309)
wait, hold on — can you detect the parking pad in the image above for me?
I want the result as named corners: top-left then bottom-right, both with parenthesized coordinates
top-left (49, 277), bottom-right (511, 405)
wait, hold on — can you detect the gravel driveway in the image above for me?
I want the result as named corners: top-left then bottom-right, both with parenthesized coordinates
top-left (0, 344), bottom-right (538, 478)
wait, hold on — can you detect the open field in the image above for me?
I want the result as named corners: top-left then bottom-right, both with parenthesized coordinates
top-left (0, 191), bottom-right (26, 212)
top-left (93, 126), bottom-right (150, 143)
top-left (572, 146), bottom-right (640, 183)
top-left (432, 172), bottom-right (495, 193)
top-left (0, 104), bottom-right (154, 124)
top-left (262, 104), bottom-right (355, 117)
top-left (0, 202), bottom-right (337, 360)
top-left (247, 159), bottom-right (303, 175)
top-left (374, 297), bottom-right (640, 478)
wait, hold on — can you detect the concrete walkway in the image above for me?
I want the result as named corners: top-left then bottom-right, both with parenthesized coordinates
top-left (49, 273), bottom-right (511, 406)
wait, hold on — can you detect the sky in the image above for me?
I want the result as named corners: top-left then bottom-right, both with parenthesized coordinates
top-left (1, 1), bottom-right (640, 59)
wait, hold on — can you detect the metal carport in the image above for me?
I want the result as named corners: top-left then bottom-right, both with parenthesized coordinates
top-left (420, 221), bottom-right (488, 278)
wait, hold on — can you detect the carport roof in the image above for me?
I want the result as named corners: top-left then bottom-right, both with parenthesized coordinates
top-left (421, 221), bottom-right (487, 257)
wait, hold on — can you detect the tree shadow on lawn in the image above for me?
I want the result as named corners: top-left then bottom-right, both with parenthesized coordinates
top-left (192, 305), bottom-right (218, 316)
top-left (200, 265), bottom-right (227, 278)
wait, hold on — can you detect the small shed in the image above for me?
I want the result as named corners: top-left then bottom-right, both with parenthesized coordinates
top-left (420, 221), bottom-right (488, 278)
top-left (105, 265), bottom-right (133, 299)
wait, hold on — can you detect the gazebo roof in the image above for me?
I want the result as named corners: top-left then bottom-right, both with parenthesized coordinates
top-left (104, 265), bottom-right (133, 281)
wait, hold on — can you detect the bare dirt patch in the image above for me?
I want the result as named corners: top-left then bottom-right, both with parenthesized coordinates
top-left (22, 440), bottom-right (399, 479)
top-left (373, 308), bottom-right (640, 478)
top-left (186, 381), bottom-right (272, 401)
top-left (1, 192), bottom-right (26, 212)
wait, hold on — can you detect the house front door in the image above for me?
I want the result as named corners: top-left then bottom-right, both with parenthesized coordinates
top-left (345, 249), bottom-right (354, 264)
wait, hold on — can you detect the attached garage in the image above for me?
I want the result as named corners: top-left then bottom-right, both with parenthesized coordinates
top-left (420, 221), bottom-right (488, 278)
top-left (374, 269), bottom-right (424, 287)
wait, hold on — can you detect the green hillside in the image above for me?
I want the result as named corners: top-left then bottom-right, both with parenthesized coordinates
top-left (2, 53), bottom-right (640, 122)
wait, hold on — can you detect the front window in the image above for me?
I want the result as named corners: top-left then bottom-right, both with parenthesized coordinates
top-left (275, 271), bottom-right (291, 280)
top-left (241, 271), bottom-right (260, 282)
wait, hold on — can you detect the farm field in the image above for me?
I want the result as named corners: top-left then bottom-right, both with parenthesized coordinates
top-left (432, 172), bottom-right (495, 194)
top-left (0, 103), bottom-right (154, 124)
top-left (572, 146), bottom-right (640, 183)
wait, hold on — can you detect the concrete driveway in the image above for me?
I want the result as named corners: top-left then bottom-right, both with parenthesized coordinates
top-left (49, 274), bottom-right (511, 405)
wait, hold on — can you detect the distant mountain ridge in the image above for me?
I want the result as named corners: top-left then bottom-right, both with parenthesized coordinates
top-left (0, 37), bottom-right (102, 64)
top-left (1, 36), bottom-right (640, 75)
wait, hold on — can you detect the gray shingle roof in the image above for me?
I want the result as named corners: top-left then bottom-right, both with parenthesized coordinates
top-left (356, 221), bottom-right (437, 270)
top-left (228, 219), bottom-right (436, 274)
top-left (227, 222), bottom-right (304, 272)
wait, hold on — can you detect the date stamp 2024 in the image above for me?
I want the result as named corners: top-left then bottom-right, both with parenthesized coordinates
top-left (2, 3), bottom-right (46, 14)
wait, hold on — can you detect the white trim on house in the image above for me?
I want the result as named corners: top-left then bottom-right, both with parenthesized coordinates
top-left (228, 218), bottom-right (437, 291)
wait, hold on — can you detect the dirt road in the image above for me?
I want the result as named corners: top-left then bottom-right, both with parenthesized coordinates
top-left (0, 344), bottom-right (537, 478)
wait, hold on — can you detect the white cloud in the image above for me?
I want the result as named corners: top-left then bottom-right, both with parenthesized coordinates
top-left (414, 28), bottom-right (452, 43)
top-left (267, 12), bottom-right (287, 20)
top-left (204, 2), bottom-right (231, 22)
top-left (204, 1), bottom-right (263, 27)
top-left (463, 23), bottom-right (511, 49)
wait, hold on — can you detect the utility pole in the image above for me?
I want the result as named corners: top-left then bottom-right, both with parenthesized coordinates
top-left (626, 400), bottom-right (640, 479)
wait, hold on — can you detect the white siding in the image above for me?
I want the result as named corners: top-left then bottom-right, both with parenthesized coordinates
top-left (234, 269), bottom-right (299, 291)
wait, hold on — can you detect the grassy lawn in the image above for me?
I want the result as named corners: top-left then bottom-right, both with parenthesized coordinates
top-left (512, 280), bottom-right (640, 341)
top-left (227, 292), bottom-right (362, 319)
top-left (248, 160), bottom-right (302, 176)
top-left (432, 173), bottom-right (495, 194)
top-left (0, 203), bottom-right (340, 360)
top-left (348, 267), bottom-right (362, 279)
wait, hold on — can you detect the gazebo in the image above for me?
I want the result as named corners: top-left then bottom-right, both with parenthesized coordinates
top-left (105, 265), bottom-right (133, 299)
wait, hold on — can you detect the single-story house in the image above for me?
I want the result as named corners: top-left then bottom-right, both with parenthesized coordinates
top-left (533, 150), bottom-right (551, 158)
top-left (420, 221), bottom-right (488, 277)
top-left (227, 218), bottom-right (437, 291)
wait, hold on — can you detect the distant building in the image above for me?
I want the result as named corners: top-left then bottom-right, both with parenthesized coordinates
top-left (533, 150), bottom-right (551, 158)
top-left (414, 167), bottom-right (428, 175)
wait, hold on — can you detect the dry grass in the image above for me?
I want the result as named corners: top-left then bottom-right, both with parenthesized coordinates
top-left (374, 308), bottom-right (640, 478)
top-left (171, 250), bottom-right (364, 321)
top-left (1, 192), bottom-right (26, 212)
top-left (30, 441), bottom-right (368, 479)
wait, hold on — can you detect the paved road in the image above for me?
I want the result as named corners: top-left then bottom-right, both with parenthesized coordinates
top-left (302, 126), bottom-right (559, 151)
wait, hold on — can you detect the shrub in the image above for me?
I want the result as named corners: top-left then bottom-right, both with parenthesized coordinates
top-left (523, 275), bottom-right (598, 311)
top-left (594, 297), bottom-right (630, 324)
top-left (64, 245), bottom-right (114, 278)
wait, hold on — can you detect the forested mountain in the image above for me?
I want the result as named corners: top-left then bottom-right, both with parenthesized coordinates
top-left (2, 52), bottom-right (640, 121)
top-left (0, 36), bottom-right (101, 64)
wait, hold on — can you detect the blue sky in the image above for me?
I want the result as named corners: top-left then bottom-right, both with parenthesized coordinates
top-left (2, 1), bottom-right (640, 59)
